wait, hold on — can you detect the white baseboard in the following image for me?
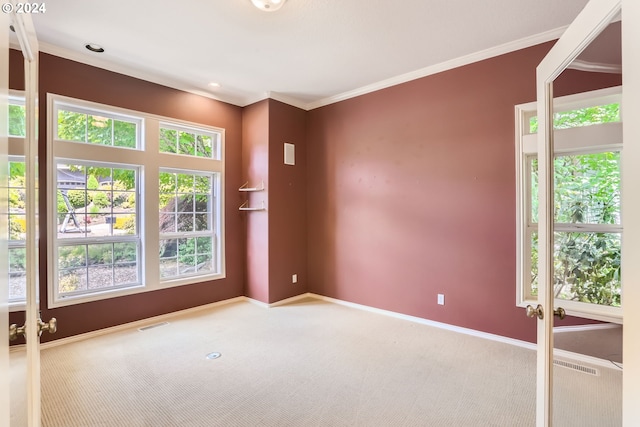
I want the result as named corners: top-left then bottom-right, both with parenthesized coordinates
top-left (37, 296), bottom-right (247, 350)
top-left (18, 291), bottom-right (621, 371)
top-left (304, 293), bottom-right (622, 371)
top-left (305, 293), bottom-right (536, 351)
top-left (246, 292), bottom-right (313, 308)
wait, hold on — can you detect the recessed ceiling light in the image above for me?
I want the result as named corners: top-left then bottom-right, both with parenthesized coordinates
top-left (85, 43), bottom-right (105, 53)
top-left (251, 0), bottom-right (286, 12)
top-left (208, 82), bottom-right (221, 88)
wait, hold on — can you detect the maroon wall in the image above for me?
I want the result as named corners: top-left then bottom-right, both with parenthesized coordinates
top-left (306, 41), bottom-right (622, 342)
top-left (21, 53), bottom-right (246, 341)
top-left (241, 99), bottom-right (308, 304)
top-left (268, 99), bottom-right (308, 302)
top-left (242, 100), bottom-right (270, 303)
top-left (9, 48), bottom-right (24, 90)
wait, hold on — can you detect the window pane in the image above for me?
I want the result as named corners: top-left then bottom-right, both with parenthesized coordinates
top-left (8, 162), bottom-right (26, 240)
top-left (178, 131), bottom-right (196, 156)
top-left (58, 245), bottom-right (87, 269)
top-left (159, 239), bottom-right (178, 278)
top-left (196, 237), bottom-right (213, 273)
top-left (530, 158), bottom-right (538, 224)
top-left (196, 135), bottom-right (212, 158)
top-left (9, 248), bottom-right (27, 300)
top-left (530, 231), bottom-right (538, 297)
top-left (554, 232), bottom-right (621, 307)
top-left (57, 110), bottom-right (87, 142)
top-left (178, 237), bottom-right (196, 274)
top-left (114, 263), bottom-right (138, 286)
top-left (59, 268), bottom-right (87, 293)
top-left (159, 128), bottom-right (177, 153)
top-left (529, 103), bottom-right (620, 133)
top-left (555, 152), bottom-right (620, 224)
top-left (88, 243), bottom-right (113, 266)
top-left (114, 242), bottom-right (137, 263)
top-left (9, 104), bottom-right (26, 137)
top-left (177, 213), bottom-right (194, 232)
top-left (87, 115), bottom-right (113, 145)
top-left (160, 126), bottom-right (219, 159)
top-left (114, 120), bottom-right (137, 148)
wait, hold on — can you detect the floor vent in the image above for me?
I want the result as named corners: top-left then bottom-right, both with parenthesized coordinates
top-left (138, 322), bottom-right (169, 332)
top-left (553, 359), bottom-right (599, 376)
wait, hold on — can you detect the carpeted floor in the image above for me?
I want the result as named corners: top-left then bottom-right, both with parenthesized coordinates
top-left (10, 298), bottom-right (622, 426)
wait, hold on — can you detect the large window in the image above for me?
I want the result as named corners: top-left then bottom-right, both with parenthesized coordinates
top-left (515, 87), bottom-right (622, 322)
top-left (49, 95), bottom-right (225, 307)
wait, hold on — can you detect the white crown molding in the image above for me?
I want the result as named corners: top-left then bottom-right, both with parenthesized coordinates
top-left (267, 91), bottom-right (310, 110)
top-left (304, 25), bottom-right (569, 111)
top-left (37, 25), bottom-right (568, 112)
top-left (36, 41), bottom-right (249, 107)
top-left (568, 59), bottom-right (622, 73)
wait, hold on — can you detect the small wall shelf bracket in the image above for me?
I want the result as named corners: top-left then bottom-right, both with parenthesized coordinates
top-left (239, 180), bottom-right (264, 192)
top-left (239, 200), bottom-right (266, 211)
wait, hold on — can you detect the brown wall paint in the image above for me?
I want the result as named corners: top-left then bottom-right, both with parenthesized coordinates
top-left (27, 53), bottom-right (246, 341)
top-left (9, 48), bottom-right (24, 90)
top-left (241, 99), bottom-right (308, 304)
top-left (305, 42), bottom-right (622, 342)
top-left (267, 99), bottom-right (308, 303)
top-left (242, 100), bottom-right (270, 303)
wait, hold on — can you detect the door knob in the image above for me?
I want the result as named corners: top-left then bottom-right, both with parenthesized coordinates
top-left (8, 323), bottom-right (26, 341)
top-left (554, 307), bottom-right (566, 320)
top-left (8, 317), bottom-right (57, 341)
top-left (526, 304), bottom-right (544, 320)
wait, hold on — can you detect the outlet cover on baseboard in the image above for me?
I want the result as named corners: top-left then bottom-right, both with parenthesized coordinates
top-left (437, 294), bottom-right (445, 305)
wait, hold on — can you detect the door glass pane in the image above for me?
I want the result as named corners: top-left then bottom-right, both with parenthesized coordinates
top-left (551, 20), bottom-right (622, 425)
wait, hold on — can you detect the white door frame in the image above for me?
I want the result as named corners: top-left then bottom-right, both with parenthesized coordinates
top-left (0, 9), bottom-right (11, 427)
top-left (621, 0), bottom-right (640, 424)
top-left (535, 0), bottom-right (622, 425)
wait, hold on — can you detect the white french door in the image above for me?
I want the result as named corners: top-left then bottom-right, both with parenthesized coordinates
top-left (534, 0), bottom-right (622, 425)
top-left (2, 6), bottom-right (43, 426)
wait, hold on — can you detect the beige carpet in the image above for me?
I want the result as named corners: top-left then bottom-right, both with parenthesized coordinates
top-left (10, 298), bottom-right (622, 426)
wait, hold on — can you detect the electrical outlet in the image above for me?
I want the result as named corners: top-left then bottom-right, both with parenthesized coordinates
top-left (437, 294), bottom-right (445, 305)
top-left (292, 274), bottom-right (298, 283)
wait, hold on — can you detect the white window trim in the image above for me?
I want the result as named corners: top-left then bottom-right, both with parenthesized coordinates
top-left (47, 94), bottom-right (226, 308)
top-left (515, 86), bottom-right (623, 323)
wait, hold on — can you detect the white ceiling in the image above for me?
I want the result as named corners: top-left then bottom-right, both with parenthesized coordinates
top-left (29, 0), bottom-right (593, 110)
